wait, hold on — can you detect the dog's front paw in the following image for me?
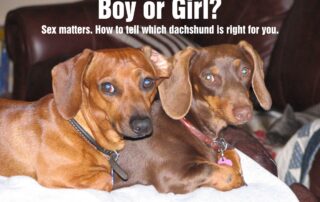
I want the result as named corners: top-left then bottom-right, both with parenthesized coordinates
top-left (210, 165), bottom-right (245, 191)
top-left (209, 149), bottom-right (245, 191)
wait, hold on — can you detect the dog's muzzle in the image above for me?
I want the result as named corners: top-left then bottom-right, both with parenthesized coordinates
top-left (129, 116), bottom-right (153, 137)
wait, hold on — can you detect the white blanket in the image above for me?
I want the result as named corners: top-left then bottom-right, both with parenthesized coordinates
top-left (0, 150), bottom-right (298, 202)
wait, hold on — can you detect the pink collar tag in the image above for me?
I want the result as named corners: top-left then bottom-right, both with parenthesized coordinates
top-left (218, 156), bottom-right (233, 166)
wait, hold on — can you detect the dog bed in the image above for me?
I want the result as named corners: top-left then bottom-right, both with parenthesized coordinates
top-left (0, 150), bottom-right (298, 202)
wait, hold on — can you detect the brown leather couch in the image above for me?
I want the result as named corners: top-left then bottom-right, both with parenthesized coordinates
top-left (4, 0), bottom-right (319, 201)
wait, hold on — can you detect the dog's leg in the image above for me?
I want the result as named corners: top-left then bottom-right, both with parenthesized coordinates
top-left (36, 151), bottom-right (114, 191)
top-left (37, 165), bottom-right (114, 191)
top-left (203, 149), bottom-right (245, 191)
top-left (155, 150), bottom-right (244, 193)
top-left (67, 169), bottom-right (114, 191)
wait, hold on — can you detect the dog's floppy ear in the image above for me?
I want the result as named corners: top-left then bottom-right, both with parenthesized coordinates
top-left (158, 47), bottom-right (197, 120)
top-left (51, 49), bottom-right (93, 120)
top-left (238, 41), bottom-right (272, 110)
top-left (141, 46), bottom-right (172, 78)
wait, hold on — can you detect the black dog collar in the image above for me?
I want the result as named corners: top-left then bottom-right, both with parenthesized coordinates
top-left (69, 118), bottom-right (128, 181)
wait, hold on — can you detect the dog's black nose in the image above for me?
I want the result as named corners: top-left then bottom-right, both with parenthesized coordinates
top-left (129, 116), bottom-right (152, 137)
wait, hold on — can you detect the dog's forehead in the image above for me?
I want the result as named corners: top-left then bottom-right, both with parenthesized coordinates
top-left (204, 44), bottom-right (243, 58)
top-left (96, 48), bottom-right (149, 65)
top-left (90, 48), bottom-right (155, 74)
top-left (196, 45), bottom-right (251, 70)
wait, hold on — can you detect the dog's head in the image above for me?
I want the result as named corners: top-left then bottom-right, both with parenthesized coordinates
top-left (159, 41), bottom-right (271, 135)
top-left (52, 47), bottom-right (172, 139)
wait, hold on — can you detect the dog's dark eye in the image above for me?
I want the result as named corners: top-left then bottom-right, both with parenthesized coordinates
top-left (202, 72), bottom-right (221, 88)
top-left (241, 67), bottom-right (250, 77)
top-left (204, 73), bottom-right (215, 83)
top-left (142, 78), bottom-right (155, 90)
top-left (100, 82), bottom-right (116, 95)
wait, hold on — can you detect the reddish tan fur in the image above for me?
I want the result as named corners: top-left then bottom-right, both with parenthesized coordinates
top-left (0, 47), bottom-right (172, 191)
top-left (114, 41), bottom-right (271, 193)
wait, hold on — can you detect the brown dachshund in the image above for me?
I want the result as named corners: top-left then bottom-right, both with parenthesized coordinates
top-left (0, 47), bottom-right (172, 191)
top-left (114, 41), bottom-right (272, 193)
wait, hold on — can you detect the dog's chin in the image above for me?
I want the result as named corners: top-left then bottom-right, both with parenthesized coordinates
top-left (114, 121), bottom-right (153, 140)
top-left (118, 127), bottom-right (152, 140)
top-left (198, 108), bottom-right (229, 136)
top-left (123, 131), bottom-right (152, 140)
top-left (198, 119), bottom-right (221, 139)
top-left (228, 116), bottom-right (252, 126)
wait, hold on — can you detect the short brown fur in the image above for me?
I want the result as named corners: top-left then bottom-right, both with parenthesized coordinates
top-left (0, 47), bottom-right (172, 191)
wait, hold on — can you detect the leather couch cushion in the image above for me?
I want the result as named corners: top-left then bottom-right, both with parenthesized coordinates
top-left (26, 55), bottom-right (70, 101)
top-left (266, 0), bottom-right (320, 110)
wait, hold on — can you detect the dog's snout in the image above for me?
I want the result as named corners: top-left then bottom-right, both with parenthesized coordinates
top-left (129, 116), bottom-right (152, 137)
top-left (233, 106), bottom-right (252, 123)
